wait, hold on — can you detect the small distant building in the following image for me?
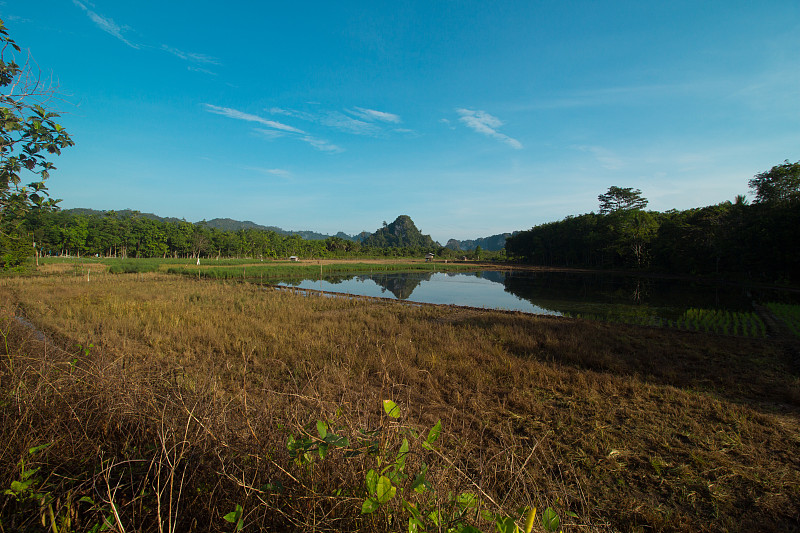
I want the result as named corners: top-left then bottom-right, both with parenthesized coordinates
top-left (289, 256), bottom-right (299, 262)
top-left (425, 253), bottom-right (434, 262)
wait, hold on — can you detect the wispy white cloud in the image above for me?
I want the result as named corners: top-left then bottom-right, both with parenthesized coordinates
top-left (72, 0), bottom-right (139, 49)
top-left (204, 104), bottom-right (306, 134)
top-left (301, 136), bottom-right (344, 153)
top-left (161, 45), bottom-right (220, 65)
top-left (349, 107), bottom-right (401, 124)
top-left (267, 106), bottom-right (404, 137)
top-left (207, 104), bottom-right (342, 153)
top-left (72, 1), bottom-right (224, 75)
top-left (268, 107), bottom-right (298, 117)
top-left (188, 66), bottom-right (217, 76)
top-left (322, 111), bottom-right (379, 136)
top-left (456, 108), bottom-right (522, 149)
top-left (245, 166), bottom-right (292, 178)
top-left (253, 128), bottom-right (287, 140)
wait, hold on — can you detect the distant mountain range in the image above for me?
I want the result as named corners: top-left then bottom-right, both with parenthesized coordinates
top-left (445, 233), bottom-right (515, 252)
top-left (62, 208), bottom-right (509, 251)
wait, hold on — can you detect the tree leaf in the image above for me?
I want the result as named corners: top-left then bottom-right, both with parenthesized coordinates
top-left (383, 399), bottom-right (400, 418)
top-left (542, 507), bottom-right (560, 532)
top-left (316, 420), bottom-right (328, 439)
top-left (494, 515), bottom-right (519, 533)
top-left (223, 504), bottom-right (243, 524)
top-left (365, 469), bottom-right (377, 495)
top-left (361, 497), bottom-right (380, 514)
top-left (426, 420), bottom-right (442, 445)
top-left (376, 475), bottom-right (396, 504)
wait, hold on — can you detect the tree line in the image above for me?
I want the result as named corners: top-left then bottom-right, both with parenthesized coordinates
top-left (506, 161), bottom-right (800, 283)
top-left (20, 210), bottom-right (484, 262)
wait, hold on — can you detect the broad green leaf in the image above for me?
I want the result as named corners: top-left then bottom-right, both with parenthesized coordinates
top-left (457, 492), bottom-right (478, 509)
top-left (426, 420), bottom-right (442, 445)
top-left (324, 434), bottom-right (349, 447)
top-left (376, 475), bottom-right (396, 504)
top-left (361, 497), bottom-right (380, 514)
top-left (9, 479), bottom-right (33, 494)
top-left (494, 515), bottom-right (519, 533)
top-left (318, 442), bottom-right (328, 459)
top-left (223, 504), bottom-right (243, 524)
top-left (542, 507), bottom-right (560, 532)
top-left (365, 469), bottom-right (377, 495)
top-left (428, 509), bottom-right (441, 527)
top-left (316, 420), bottom-right (328, 439)
top-left (383, 399), bottom-right (401, 418)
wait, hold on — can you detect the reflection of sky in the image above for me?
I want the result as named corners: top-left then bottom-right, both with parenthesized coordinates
top-left (279, 273), bottom-right (561, 315)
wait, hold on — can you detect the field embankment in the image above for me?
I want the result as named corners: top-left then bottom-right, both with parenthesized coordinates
top-left (1, 271), bottom-right (799, 532)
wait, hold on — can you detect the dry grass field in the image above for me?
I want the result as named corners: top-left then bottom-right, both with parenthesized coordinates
top-left (1, 269), bottom-right (798, 532)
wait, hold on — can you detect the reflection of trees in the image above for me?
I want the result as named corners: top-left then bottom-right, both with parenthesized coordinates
top-left (362, 272), bottom-right (434, 300)
top-left (501, 272), bottom-right (750, 319)
top-left (473, 271), bottom-right (507, 284)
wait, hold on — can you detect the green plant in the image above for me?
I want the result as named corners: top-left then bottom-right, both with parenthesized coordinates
top-left (3, 443), bottom-right (115, 533)
top-left (287, 400), bottom-right (570, 533)
top-left (223, 503), bottom-right (244, 532)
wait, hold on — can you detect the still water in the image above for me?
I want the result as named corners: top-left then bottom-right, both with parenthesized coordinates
top-left (276, 270), bottom-right (797, 321)
top-left (280, 271), bottom-right (558, 315)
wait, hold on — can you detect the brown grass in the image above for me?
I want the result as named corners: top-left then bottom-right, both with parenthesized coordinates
top-left (1, 272), bottom-right (799, 532)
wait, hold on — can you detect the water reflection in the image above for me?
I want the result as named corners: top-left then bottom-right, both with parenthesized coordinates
top-left (275, 270), bottom-right (796, 319)
top-left (360, 272), bottom-right (432, 299)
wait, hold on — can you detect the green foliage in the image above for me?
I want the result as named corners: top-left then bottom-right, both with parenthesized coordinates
top-left (597, 186), bottom-right (648, 215)
top-left (25, 209), bottom-right (457, 260)
top-left (4, 442), bottom-right (114, 533)
top-left (766, 302), bottom-right (800, 338)
top-left (749, 159), bottom-right (800, 205)
top-left (107, 260), bottom-right (160, 274)
top-left (568, 306), bottom-right (768, 338)
top-left (166, 261), bottom-right (471, 280)
top-left (676, 308), bottom-right (766, 338)
top-left (286, 401), bottom-right (571, 533)
top-left (507, 172), bottom-right (800, 284)
top-left (223, 504), bottom-right (244, 532)
top-left (0, 18), bottom-right (74, 269)
top-left (363, 215), bottom-right (438, 251)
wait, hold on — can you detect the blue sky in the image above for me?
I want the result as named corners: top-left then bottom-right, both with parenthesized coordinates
top-left (3, 1), bottom-right (798, 242)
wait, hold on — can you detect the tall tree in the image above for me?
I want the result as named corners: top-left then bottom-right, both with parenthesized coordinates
top-left (748, 160), bottom-right (800, 205)
top-left (597, 186), bottom-right (648, 214)
top-left (0, 19), bottom-right (74, 269)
